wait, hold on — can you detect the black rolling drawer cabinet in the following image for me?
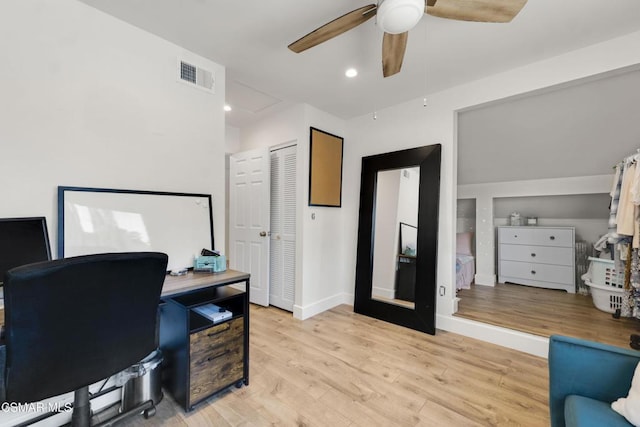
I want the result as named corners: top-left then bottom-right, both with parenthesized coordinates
top-left (159, 279), bottom-right (249, 411)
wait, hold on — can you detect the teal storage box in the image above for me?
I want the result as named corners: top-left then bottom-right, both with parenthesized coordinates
top-left (194, 255), bottom-right (226, 272)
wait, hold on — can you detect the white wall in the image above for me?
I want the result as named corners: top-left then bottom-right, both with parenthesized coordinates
top-left (459, 175), bottom-right (611, 286)
top-left (0, 1), bottom-right (226, 424)
top-left (224, 125), bottom-right (240, 258)
top-left (456, 199), bottom-right (476, 235)
top-left (301, 105), bottom-right (347, 316)
top-left (458, 67), bottom-right (640, 185)
top-left (344, 104), bottom-right (457, 315)
top-left (225, 125), bottom-right (241, 154)
top-left (0, 0), bottom-right (227, 257)
top-left (493, 192), bottom-right (609, 244)
top-left (372, 170), bottom-right (401, 298)
top-left (345, 30), bottom-right (640, 357)
top-left (232, 29), bottom-right (640, 356)
top-left (238, 103), bottom-right (348, 319)
top-left (397, 167), bottom-right (420, 228)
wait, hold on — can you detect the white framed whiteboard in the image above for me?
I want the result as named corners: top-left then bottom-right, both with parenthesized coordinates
top-left (58, 186), bottom-right (214, 272)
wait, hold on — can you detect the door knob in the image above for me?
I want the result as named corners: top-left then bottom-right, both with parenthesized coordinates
top-left (259, 231), bottom-right (267, 237)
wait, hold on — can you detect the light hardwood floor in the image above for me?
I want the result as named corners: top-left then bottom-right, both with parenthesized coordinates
top-left (120, 304), bottom-right (549, 427)
top-left (456, 282), bottom-right (639, 348)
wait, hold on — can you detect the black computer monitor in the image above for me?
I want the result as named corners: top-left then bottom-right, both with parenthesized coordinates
top-left (0, 217), bottom-right (52, 286)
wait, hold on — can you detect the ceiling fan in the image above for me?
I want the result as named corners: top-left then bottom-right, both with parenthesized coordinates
top-left (288, 0), bottom-right (528, 78)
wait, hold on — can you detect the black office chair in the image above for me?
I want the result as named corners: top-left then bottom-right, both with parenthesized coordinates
top-left (0, 252), bottom-right (168, 426)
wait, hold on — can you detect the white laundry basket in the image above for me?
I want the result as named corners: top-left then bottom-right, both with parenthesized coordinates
top-left (585, 257), bottom-right (627, 313)
top-left (587, 257), bottom-right (623, 288)
top-left (584, 280), bottom-right (625, 313)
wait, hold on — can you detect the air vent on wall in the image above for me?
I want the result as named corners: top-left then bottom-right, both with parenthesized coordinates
top-left (178, 59), bottom-right (215, 93)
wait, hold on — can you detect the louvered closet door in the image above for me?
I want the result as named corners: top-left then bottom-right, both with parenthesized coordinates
top-left (269, 145), bottom-right (296, 311)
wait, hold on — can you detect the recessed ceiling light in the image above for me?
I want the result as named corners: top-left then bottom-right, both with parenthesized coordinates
top-left (345, 68), bottom-right (358, 78)
top-left (224, 104), bottom-right (232, 112)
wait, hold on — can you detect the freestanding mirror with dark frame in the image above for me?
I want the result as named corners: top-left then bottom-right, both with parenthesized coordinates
top-left (354, 144), bottom-right (441, 335)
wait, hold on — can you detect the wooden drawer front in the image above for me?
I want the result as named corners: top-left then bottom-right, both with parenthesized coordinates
top-left (500, 244), bottom-right (573, 266)
top-left (189, 336), bottom-right (244, 405)
top-left (189, 317), bottom-right (244, 405)
top-left (190, 317), bottom-right (243, 354)
top-left (500, 260), bottom-right (574, 285)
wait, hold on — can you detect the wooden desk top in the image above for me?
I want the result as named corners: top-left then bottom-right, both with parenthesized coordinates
top-left (161, 269), bottom-right (249, 297)
top-left (0, 269), bottom-right (249, 327)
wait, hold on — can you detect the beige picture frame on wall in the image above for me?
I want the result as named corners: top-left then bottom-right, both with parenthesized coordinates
top-left (309, 127), bottom-right (344, 207)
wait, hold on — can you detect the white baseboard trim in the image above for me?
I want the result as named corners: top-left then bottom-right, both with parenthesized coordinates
top-left (292, 293), bottom-right (548, 357)
top-left (293, 292), bottom-right (353, 320)
top-left (436, 314), bottom-right (549, 358)
top-left (474, 274), bottom-right (496, 286)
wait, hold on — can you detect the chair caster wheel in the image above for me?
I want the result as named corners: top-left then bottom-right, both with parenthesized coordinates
top-left (143, 407), bottom-right (156, 419)
top-left (631, 334), bottom-right (640, 350)
top-left (235, 381), bottom-right (243, 389)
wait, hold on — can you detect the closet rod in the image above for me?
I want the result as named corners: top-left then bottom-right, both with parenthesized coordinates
top-left (618, 148), bottom-right (640, 166)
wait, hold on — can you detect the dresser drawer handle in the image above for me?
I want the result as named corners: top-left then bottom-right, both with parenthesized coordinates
top-left (207, 323), bottom-right (231, 337)
top-left (531, 253), bottom-right (536, 257)
top-left (549, 236), bottom-right (555, 240)
top-left (206, 349), bottom-right (230, 362)
top-left (531, 270), bottom-right (536, 275)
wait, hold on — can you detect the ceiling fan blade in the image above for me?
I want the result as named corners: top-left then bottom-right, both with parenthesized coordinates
top-left (288, 4), bottom-right (377, 53)
top-left (425, 0), bottom-right (527, 23)
top-left (382, 32), bottom-right (408, 78)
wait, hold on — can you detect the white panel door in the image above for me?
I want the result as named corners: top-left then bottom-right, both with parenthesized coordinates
top-left (229, 147), bottom-right (270, 306)
top-left (269, 145), bottom-right (297, 311)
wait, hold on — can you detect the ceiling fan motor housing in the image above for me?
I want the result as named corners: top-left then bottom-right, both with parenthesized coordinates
top-left (377, 0), bottom-right (425, 34)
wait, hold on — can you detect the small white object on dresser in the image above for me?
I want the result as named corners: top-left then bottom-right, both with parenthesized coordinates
top-left (497, 226), bottom-right (575, 293)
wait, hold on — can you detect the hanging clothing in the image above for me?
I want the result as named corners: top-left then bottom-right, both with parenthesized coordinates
top-left (635, 206), bottom-right (640, 249)
top-left (606, 151), bottom-right (640, 318)
top-left (632, 249), bottom-right (640, 318)
top-left (632, 160), bottom-right (640, 248)
top-left (608, 163), bottom-right (623, 243)
top-left (617, 162), bottom-right (636, 237)
top-left (631, 158), bottom-right (640, 204)
top-left (611, 163), bottom-right (622, 197)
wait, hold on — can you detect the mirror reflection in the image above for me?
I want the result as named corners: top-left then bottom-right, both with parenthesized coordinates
top-left (371, 167), bottom-right (420, 308)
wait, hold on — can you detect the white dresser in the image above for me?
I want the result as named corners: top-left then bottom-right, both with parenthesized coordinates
top-left (497, 226), bottom-right (575, 293)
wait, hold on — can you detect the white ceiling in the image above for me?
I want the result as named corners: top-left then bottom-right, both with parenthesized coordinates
top-left (79, 0), bottom-right (640, 128)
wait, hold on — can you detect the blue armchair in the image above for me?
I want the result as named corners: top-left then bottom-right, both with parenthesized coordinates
top-left (549, 335), bottom-right (640, 427)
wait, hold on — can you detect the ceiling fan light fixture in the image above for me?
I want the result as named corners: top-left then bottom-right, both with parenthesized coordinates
top-left (377, 0), bottom-right (425, 34)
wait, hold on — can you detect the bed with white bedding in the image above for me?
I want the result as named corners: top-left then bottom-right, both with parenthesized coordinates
top-left (456, 254), bottom-right (475, 290)
top-left (456, 231), bottom-right (475, 290)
